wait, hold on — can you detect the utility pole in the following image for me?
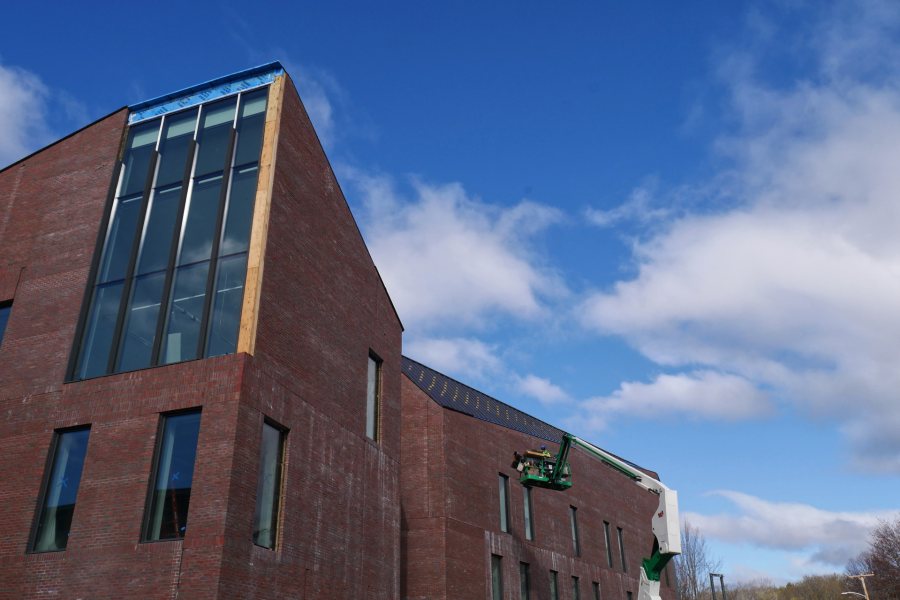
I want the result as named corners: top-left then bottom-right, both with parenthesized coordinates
top-left (709, 573), bottom-right (727, 600)
top-left (847, 573), bottom-right (874, 600)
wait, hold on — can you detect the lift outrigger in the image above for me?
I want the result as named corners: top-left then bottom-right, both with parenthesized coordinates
top-left (512, 433), bottom-right (681, 600)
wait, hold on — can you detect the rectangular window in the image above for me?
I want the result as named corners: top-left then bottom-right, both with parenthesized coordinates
top-left (143, 410), bottom-right (202, 541)
top-left (627, 593), bottom-right (633, 600)
top-left (570, 506), bottom-right (580, 556)
top-left (523, 485), bottom-right (534, 540)
top-left (592, 581), bottom-right (600, 600)
top-left (603, 521), bottom-right (613, 567)
top-left (549, 570), bottom-right (559, 600)
top-left (519, 562), bottom-right (530, 600)
top-left (0, 301), bottom-right (11, 347)
top-left (71, 88), bottom-right (269, 381)
top-left (572, 576), bottom-right (580, 600)
top-left (253, 419), bottom-right (285, 549)
top-left (491, 554), bottom-right (503, 600)
top-left (366, 352), bottom-right (381, 440)
top-left (618, 527), bottom-right (627, 573)
top-left (31, 427), bottom-right (90, 552)
top-left (498, 473), bottom-right (510, 533)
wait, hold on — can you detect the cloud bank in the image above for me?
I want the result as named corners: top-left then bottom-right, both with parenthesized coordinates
top-left (579, 0), bottom-right (900, 472)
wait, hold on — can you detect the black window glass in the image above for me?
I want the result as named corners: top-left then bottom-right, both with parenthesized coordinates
top-left (572, 577), bottom-right (580, 600)
top-left (206, 253), bottom-right (247, 358)
top-left (592, 582), bottom-right (600, 600)
top-left (145, 411), bottom-right (201, 541)
top-left (98, 195), bottom-right (142, 283)
top-left (234, 91), bottom-right (267, 166)
top-left (220, 165), bottom-right (257, 256)
top-left (194, 99), bottom-right (236, 176)
top-left (162, 261), bottom-right (210, 364)
top-left (77, 281), bottom-right (124, 379)
top-left (0, 302), bottom-right (11, 346)
top-left (120, 123), bottom-right (157, 196)
top-left (156, 112), bottom-right (195, 187)
top-left (117, 271), bottom-right (166, 371)
top-left (137, 185), bottom-right (182, 275)
top-left (604, 521), bottom-right (613, 567)
top-left (550, 571), bottom-right (558, 600)
top-left (253, 421), bottom-right (285, 548)
top-left (491, 554), bottom-right (503, 600)
top-left (618, 527), bottom-right (627, 572)
top-left (519, 563), bottom-right (530, 600)
top-left (179, 175), bottom-right (222, 265)
top-left (32, 427), bottom-right (90, 552)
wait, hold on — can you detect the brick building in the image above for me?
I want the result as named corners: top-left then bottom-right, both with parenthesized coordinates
top-left (0, 63), bottom-right (674, 599)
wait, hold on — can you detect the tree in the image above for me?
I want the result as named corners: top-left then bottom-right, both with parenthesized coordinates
top-left (674, 521), bottom-right (721, 600)
top-left (847, 517), bottom-right (900, 600)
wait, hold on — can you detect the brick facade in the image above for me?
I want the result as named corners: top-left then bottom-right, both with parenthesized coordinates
top-left (0, 65), bottom-right (671, 599)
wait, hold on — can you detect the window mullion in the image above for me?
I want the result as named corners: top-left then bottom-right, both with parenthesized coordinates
top-left (105, 149), bottom-right (160, 374)
top-left (150, 139), bottom-right (199, 367)
top-left (196, 127), bottom-right (237, 359)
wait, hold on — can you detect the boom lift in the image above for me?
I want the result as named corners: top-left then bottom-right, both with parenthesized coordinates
top-left (512, 433), bottom-right (681, 600)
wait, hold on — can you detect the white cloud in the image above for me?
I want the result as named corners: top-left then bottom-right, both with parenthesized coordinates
top-left (344, 168), bottom-right (565, 331)
top-left (580, 1), bottom-right (900, 472)
top-left (573, 370), bottom-right (770, 431)
top-left (0, 63), bottom-right (53, 168)
top-left (585, 178), bottom-right (672, 228)
top-left (516, 374), bottom-right (571, 406)
top-left (404, 336), bottom-right (503, 381)
top-left (685, 491), bottom-right (899, 567)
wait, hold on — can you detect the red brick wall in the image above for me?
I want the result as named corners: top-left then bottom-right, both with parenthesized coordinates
top-left (212, 75), bottom-right (403, 599)
top-left (401, 375), bottom-right (677, 600)
top-left (0, 73), bottom-right (404, 600)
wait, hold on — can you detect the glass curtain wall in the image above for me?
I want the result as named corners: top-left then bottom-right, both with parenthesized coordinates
top-left (73, 88), bottom-right (268, 380)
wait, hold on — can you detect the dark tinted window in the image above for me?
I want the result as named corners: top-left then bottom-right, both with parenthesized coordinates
top-left (144, 411), bottom-right (201, 541)
top-left (253, 421), bottom-right (285, 548)
top-left (32, 427), bottom-right (90, 552)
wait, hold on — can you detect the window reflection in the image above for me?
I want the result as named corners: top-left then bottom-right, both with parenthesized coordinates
top-left (145, 411), bottom-right (201, 541)
top-left (33, 428), bottom-right (90, 552)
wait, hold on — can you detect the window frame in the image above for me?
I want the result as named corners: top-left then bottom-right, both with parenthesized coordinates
top-left (519, 562), bottom-right (530, 600)
top-left (592, 581), bottom-right (601, 600)
top-left (141, 407), bottom-right (203, 543)
top-left (549, 570), bottom-right (559, 600)
top-left (523, 484), bottom-right (534, 540)
top-left (498, 473), bottom-right (511, 533)
top-left (491, 554), bottom-right (504, 600)
top-left (603, 520), bottom-right (614, 568)
top-left (617, 526), bottom-right (627, 573)
top-left (28, 425), bottom-right (91, 553)
top-left (67, 87), bottom-right (269, 382)
top-left (572, 576), bottom-right (580, 600)
top-left (570, 505), bottom-right (580, 556)
top-left (252, 417), bottom-right (287, 549)
top-left (365, 351), bottom-right (382, 440)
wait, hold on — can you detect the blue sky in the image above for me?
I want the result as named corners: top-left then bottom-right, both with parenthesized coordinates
top-left (3, 0), bottom-right (899, 585)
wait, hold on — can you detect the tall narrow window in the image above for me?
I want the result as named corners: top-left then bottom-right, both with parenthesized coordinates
top-left (519, 562), bottom-right (530, 600)
top-left (592, 581), bottom-right (601, 600)
top-left (491, 554), bottom-right (503, 600)
top-left (498, 474), bottom-right (510, 533)
top-left (253, 420), bottom-right (285, 549)
top-left (572, 576), bottom-right (580, 600)
top-left (570, 506), bottom-right (580, 556)
top-left (72, 88), bottom-right (268, 381)
top-left (31, 427), bottom-right (90, 552)
top-left (627, 593), bottom-right (633, 600)
top-left (523, 485), bottom-right (534, 540)
top-left (144, 410), bottom-right (201, 541)
top-left (549, 570), bottom-right (559, 600)
top-left (365, 352), bottom-right (381, 440)
top-left (603, 521), bottom-right (613, 567)
top-left (617, 527), bottom-right (627, 572)
top-left (0, 301), bottom-right (11, 348)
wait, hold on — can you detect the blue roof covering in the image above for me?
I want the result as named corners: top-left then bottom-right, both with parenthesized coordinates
top-left (129, 61), bottom-right (284, 124)
top-left (402, 356), bottom-right (565, 443)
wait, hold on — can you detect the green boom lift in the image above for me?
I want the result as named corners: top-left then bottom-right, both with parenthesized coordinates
top-left (512, 433), bottom-right (681, 600)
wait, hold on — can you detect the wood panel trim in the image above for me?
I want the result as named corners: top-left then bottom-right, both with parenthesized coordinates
top-left (237, 75), bottom-right (285, 355)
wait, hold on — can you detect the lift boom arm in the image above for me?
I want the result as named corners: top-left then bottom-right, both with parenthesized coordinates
top-left (514, 433), bottom-right (681, 600)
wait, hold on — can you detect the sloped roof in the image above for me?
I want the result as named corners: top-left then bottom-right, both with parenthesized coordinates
top-left (402, 356), bottom-right (565, 443)
top-left (402, 355), bottom-right (655, 476)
